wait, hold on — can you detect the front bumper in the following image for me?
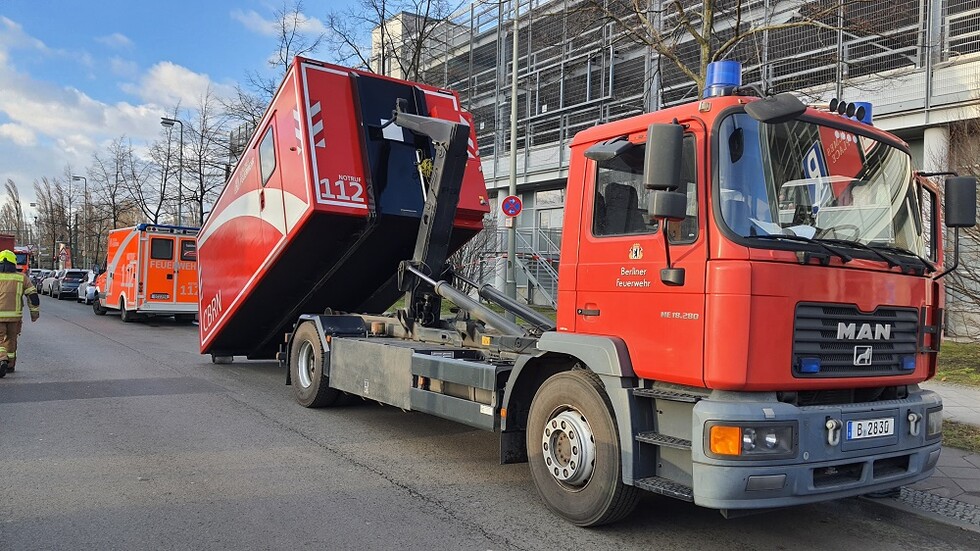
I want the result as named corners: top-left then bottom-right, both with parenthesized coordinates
top-left (691, 387), bottom-right (942, 509)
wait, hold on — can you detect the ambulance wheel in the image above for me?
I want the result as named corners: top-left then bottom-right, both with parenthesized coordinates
top-left (526, 369), bottom-right (639, 527)
top-left (211, 355), bottom-right (233, 364)
top-left (290, 322), bottom-right (343, 408)
top-left (93, 299), bottom-right (106, 316)
top-left (175, 314), bottom-right (196, 323)
top-left (120, 300), bottom-right (134, 323)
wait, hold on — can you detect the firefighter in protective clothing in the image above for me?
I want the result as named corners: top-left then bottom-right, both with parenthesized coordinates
top-left (0, 249), bottom-right (39, 377)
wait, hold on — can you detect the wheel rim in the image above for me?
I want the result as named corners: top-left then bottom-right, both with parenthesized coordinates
top-left (296, 341), bottom-right (316, 389)
top-left (541, 407), bottom-right (597, 487)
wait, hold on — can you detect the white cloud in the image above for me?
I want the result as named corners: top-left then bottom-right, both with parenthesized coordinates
top-left (231, 9), bottom-right (279, 36)
top-left (231, 8), bottom-right (327, 37)
top-left (0, 21), bottom-right (234, 204)
top-left (96, 33), bottom-right (133, 49)
top-left (0, 123), bottom-right (36, 146)
top-left (109, 57), bottom-right (139, 78)
top-left (0, 16), bottom-right (50, 54)
top-left (119, 61), bottom-right (235, 107)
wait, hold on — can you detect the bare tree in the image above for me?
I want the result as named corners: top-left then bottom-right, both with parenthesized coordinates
top-left (223, 1), bottom-right (327, 129)
top-left (90, 139), bottom-right (138, 230)
top-left (185, 87), bottom-right (233, 226)
top-left (945, 116), bottom-right (980, 340)
top-left (325, 0), bottom-right (462, 81)
top-left (0, 180), bottom-right (27, 241)
top-left (572, 0), bottom-right (906, 98)
top-left (32, 177), bottom-right (69, 269)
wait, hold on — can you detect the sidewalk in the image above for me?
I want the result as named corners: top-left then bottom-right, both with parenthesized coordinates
top-left (890, 380), bottom-right (980, 527)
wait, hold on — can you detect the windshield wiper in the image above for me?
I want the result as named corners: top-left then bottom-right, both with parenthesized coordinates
top-left (745, 234), bottom-right (853, 263)
top-left (867, 244), bottom-right (936, 273)
top-left (815, 238), bottom-right (901, 269)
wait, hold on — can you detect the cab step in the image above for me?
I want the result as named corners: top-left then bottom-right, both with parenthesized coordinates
top-left (636, 431), bottom-right (692, 450)
top-left (633, 388), bottom-right (705, 403)
top-left (634, 476), bottom-right (694, 501)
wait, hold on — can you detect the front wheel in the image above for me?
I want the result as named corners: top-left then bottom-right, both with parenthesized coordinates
top-left (289, 322), bottom-right (343, 408)
top-left (526, 369), bottom-right (639, 527)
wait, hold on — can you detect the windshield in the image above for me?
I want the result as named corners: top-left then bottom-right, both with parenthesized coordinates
top-left (64, 272), bottom-right (87, 281)
top-left (717, 114), bottom-right (924, 255)
top-left (15, 253), bottom-right (28, 264)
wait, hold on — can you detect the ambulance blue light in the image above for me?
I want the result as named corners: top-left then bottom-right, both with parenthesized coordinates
top-left (704, 60), bottom-right (742, 98)
top-left (901, 355), bottom-right (916, 370)
top-left (800, 357), bottom-right (822, 374)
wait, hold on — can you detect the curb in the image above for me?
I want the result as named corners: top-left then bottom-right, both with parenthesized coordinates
top-left (860, 487), bottom-right (980, 534)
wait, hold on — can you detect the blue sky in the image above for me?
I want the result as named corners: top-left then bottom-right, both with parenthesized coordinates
top-left (0, 0), bottom-right (349, 205)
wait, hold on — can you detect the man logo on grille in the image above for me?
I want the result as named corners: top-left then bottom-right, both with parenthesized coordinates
top-left (853, 345), bottom-right (873, 366)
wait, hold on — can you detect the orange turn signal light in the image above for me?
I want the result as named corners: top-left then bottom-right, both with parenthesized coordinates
top-left (709, 425), bottom-right (742, 456)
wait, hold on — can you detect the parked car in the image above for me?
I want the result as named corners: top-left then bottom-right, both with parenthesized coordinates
top-left (76, 271), bottom-right (99, 304)
top-left (31, 269), bottom-right (51, 288)
top-left (40, 270), bottom-right (64, 295)
top-left (52, 269), bottom-right (91, 300)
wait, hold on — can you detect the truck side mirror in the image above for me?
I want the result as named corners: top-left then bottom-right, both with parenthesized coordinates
top-left (643, 123), bottom-right (686, 286)
top-left (945, 176), bottom-right (977, 228)
top-left (934, 175), bottom-right (978, 280)
top-left (649, 190), bottom-right (687, 221)
top-left (644, 124), bottom-right (683, 192)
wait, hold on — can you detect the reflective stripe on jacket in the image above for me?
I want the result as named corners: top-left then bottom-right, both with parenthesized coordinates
top-left (0, 272), bottom-right (36, 321)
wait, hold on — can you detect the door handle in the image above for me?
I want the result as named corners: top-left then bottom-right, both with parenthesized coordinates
top-left (577, 308), bottom-right (600, 316)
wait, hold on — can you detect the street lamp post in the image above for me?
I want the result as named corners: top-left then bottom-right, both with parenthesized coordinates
top-left (71, 175), bottom-right (87, 268)
top-left (161, 117), bottom-right (184, 226)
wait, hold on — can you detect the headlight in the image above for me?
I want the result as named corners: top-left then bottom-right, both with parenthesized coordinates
top-left (706, 422), bottom-right (797, 459)
top-left (926, 407), bottom-right (942, 440)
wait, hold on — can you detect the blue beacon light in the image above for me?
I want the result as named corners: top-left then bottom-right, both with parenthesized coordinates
top-left (703, 60), bottom-right (742, 98)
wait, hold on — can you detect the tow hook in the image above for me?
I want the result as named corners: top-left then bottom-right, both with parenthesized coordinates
top-left (826, 419), bottom-right (842, 446)
top-left (908, 412), bottom-right (921, 436)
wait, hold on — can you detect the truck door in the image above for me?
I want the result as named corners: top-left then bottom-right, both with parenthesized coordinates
top-left (574, 129), bottom-right (708, 387)
top-left (144, 235), bottom-right (178, 305)
top-left (175, 238), bottom-right (198, 304)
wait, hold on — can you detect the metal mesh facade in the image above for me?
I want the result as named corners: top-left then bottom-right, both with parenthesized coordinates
top-left (379, 0), bottom-right (980, 188)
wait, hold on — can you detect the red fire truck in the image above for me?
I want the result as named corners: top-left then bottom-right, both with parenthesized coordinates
top-left (198, 58), bottom-right (977, 526)
top-left (1, 236), bottom-right (33, 274)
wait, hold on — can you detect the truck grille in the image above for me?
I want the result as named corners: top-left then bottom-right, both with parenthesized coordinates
top-left (792, 303), bottom-right (919, 378)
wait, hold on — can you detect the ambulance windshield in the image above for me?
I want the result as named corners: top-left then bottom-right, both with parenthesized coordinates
top-left (716, 113), bottom-right (924, 257)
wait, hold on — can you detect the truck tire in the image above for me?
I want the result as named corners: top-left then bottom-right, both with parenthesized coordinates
top-left (289, 322), bottom-right (343, 408)
top-left (93, 298), bottom-right (106, 315)
top-left (526, 369), bottom-right (639, 527)
top-left (120, 299), bottom-right (133, 323)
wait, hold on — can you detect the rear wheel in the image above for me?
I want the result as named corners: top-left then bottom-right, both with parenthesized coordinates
top-left (289, 322), bottom-right (343, 408)
top-left (119, 299), bottom-right (133, 322)
top-left (526, 369), bottom-right (639, 527)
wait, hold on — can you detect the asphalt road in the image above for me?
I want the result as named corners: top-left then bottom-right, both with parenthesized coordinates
top-left (2, 296), bottom-right (979, 550)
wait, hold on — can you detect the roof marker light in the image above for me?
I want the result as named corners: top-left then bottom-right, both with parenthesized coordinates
top-left (704, 60), bottom-right (742, 98)
top-left (854, 101), bottom-right (873, 125)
